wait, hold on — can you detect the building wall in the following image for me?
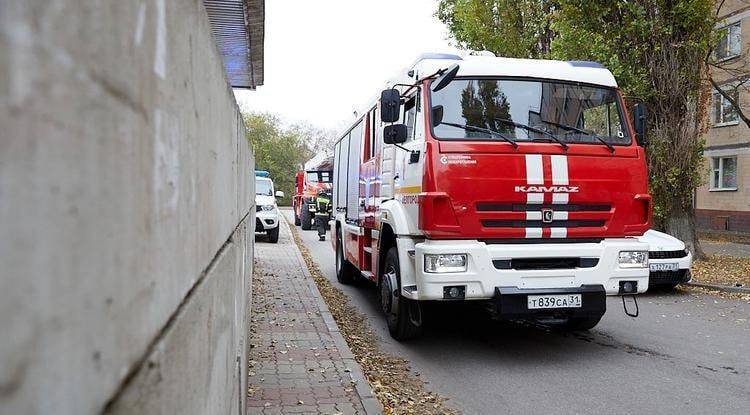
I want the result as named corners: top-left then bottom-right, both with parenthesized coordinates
top-left (697, 0), bottom-right (750, 232)
top-left (0, 1), bottom-right (254, 414)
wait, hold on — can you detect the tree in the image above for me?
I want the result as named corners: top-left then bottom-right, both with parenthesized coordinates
top-left (436, 0), bottom-right (716, 255)
top-left (243, 113), bottom-right (313, 206)
top-left (437, 0), bottom-right (557, 58)
top-left (552, 0), bottom-right (714, 256)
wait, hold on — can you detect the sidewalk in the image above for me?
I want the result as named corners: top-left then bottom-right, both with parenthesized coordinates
top-left (247, 217), bottom-right (380, 414)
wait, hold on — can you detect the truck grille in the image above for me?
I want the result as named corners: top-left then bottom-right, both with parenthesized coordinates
top-left (476, 203), bottom-right (611, 212)
top-left (649, 249), bottom-right (688, 259)
top-left (482, 219), bottom-right (605, 228)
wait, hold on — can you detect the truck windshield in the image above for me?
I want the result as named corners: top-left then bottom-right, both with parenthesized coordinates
top-left (306, 170), bottom-right (332, 183)
top-left (430, 78), bottom-right (630, 146)
top-left (255, 179), bottom-right (273, 196)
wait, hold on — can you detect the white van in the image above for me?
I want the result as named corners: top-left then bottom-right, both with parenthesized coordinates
top-left (255, 176), bottom-right (284, 243)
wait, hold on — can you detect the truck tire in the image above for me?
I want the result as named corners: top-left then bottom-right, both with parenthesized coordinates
top-left (335, 228), bottom-right (355, 284)
top-left (555, 315), bottom-right (602, 331)
top-left (267, 226), bottom-right (279, 243)
top-left (380, 247), bottom-right (423, 340)
top-left (301, 201), bottom-right (312, 230)
top-left (294, 202), bottom-right (301, 226)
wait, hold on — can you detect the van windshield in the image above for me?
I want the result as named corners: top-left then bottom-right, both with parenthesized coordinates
top-left (255, 179), bottom-right (273, 196)
top-left (430, 78), bottom-right (630, 146)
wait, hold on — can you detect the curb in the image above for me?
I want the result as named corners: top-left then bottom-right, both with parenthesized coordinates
top-left (686, 281), bottom-right (750, 294)
top-left (282, 216), bottom-right (384, 415)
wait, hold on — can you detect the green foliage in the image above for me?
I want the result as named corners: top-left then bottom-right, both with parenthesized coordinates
top-left (436, 0), bottom-right (557, 58)
top-left (243, 113), bottom-right (312, 206)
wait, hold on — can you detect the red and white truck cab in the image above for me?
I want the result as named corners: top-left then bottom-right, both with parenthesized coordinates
top-left (331, 53), bottom-right (651, 340)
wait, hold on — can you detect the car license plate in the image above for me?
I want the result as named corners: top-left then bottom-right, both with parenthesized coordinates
top-left (650, 262), bottom-right (678, 272)
top-left (527, 294), bottom-right (582, 309)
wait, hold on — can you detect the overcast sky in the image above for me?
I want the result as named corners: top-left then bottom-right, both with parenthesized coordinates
top-left (234, 0), bottom-right (460, 133)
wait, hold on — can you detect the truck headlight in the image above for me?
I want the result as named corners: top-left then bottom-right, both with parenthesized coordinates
top-left (618, 251), bottom-right (648, 268)
top-left (424, 254), bottom-right (467, 273)
top-left (260, 205), bottom-right (275, 211)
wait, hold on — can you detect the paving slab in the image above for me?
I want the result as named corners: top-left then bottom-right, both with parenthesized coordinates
top-left (248, 217), bottom-right (381, 415)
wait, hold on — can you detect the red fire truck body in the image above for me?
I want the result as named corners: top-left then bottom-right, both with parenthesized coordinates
top-left (293, 158), bottom-right (333, 230)
top-left (331, 54), bottom-right (651, 339)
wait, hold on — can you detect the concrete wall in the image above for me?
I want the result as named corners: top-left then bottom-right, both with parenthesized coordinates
top-left (0, 1), bottom-right (254, 414)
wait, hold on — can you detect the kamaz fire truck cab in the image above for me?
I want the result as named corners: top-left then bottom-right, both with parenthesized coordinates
top-left (331, 54), bottom-right (651, 340)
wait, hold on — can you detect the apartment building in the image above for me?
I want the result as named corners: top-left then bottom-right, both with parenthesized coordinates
top-left (696, 0), bottom-right (750, 233)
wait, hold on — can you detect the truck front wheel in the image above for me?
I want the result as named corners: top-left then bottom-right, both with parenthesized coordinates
top-left (380, 247), bottom-right (423, 341)
top-left (335, 228), bottom-right (355, 284)
top-left (300, 201), bottom-right (312, 230)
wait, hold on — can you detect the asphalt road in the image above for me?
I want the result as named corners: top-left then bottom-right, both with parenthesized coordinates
top-left (282, 209), bottom-right (750, 415)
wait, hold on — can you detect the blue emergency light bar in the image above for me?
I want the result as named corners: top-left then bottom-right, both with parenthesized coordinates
top-left (254, 170), bottom-right (270, 177)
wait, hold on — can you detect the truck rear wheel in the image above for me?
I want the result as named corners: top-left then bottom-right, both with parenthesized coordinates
top-left (381, 247), bottom-right (423, 341)
top-left (301, 201), bottom-right (312, 230)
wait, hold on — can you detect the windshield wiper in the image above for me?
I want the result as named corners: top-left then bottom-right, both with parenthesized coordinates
top-left (539, 120), bottom-right (615, 153)
top-left (440, 121), bottom-right (518, 148)
top-left (494, 118), bottom-right (568, 151)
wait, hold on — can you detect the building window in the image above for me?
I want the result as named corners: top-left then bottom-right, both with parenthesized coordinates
top-left (715, 22), bottom-right (741, 61)
top-left (712, 88), bottom-right (739, 126)
top-left (710, 156), bottom-right (738, 190)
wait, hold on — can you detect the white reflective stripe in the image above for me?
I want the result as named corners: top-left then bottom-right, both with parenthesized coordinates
top-left (525, 154), bottom-right (544, 185)
top-left (527, 193), bottom-right (544, 204)
top-left (525, 228), bottom-right (543, 238)
top-left (526, 211), bottom-right (542, 220)
top-left (552, 193), bottom-right (568, 204)
top-left (552, 211), bottom-right (568, 220)
top-left (550, 228), bottom-right (567, 238)
top-left (550, 155), bottom-right (569, 185)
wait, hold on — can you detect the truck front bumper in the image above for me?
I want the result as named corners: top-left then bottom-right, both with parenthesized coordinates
top-left (408, 238), bottom-right (649, 301)
top-left (494, 285), bottom-right (606, 320)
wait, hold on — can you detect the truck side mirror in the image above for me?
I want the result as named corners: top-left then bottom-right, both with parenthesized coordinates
top-left (431, 105), bottom-right (444, 127)
top-left (275, 190), bottom-right (284, 198)
top-left (380, 89), bottom-right (401, 123)
top-left (383, 124), bottom-right (408, 144)
top-left (633, 103), bottom-right (647, 146)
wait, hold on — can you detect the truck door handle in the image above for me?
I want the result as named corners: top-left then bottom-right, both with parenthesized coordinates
top-left (409, 151), bottom-right (420, 164)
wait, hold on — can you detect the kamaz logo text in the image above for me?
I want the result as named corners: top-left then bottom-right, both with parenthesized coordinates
top-left (514, 185), bottom-right (579, 193)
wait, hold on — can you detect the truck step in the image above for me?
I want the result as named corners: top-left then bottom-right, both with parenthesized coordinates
top-left (363, 246), bottom-right (373, 254)
top-left (360, 271), bottom-right (376, 281)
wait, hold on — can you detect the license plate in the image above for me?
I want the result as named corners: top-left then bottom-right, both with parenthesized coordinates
top-left (528, 294), bottom-right (582, 309)
top-left (650, 262), bottom-right (678, 272)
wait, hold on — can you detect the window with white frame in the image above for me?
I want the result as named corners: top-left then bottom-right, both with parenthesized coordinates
top-left (712, 88), bottom-right (739, 125)
top-left (715, 22), bottom-right (742, 61)
top-left (710, 156), bottom-right (738, 190)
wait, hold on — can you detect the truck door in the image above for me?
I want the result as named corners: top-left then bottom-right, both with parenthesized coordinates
top-left (394, 89), bottom-right (424, 232)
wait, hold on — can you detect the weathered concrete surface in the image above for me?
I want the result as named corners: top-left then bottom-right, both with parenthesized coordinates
top-left (0, 1), bottom-right (254, 414)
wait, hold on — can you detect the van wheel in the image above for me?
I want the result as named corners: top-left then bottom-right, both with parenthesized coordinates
top-left (301, 201), bottom-right (312, 230)
top-left (335, 228), bottom-right (355, 284)
top-left (555, 315), bottom-right (602, 331)
top-left (267, 226), bottom-right (279, 243)
top-left (380, 247), bottom-right (423, 340)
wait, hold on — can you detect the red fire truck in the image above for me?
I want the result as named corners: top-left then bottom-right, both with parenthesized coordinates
top-left (293, 156), bottom-right (333, 230)
top-left (331, 54), bottom-right (651, 340)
